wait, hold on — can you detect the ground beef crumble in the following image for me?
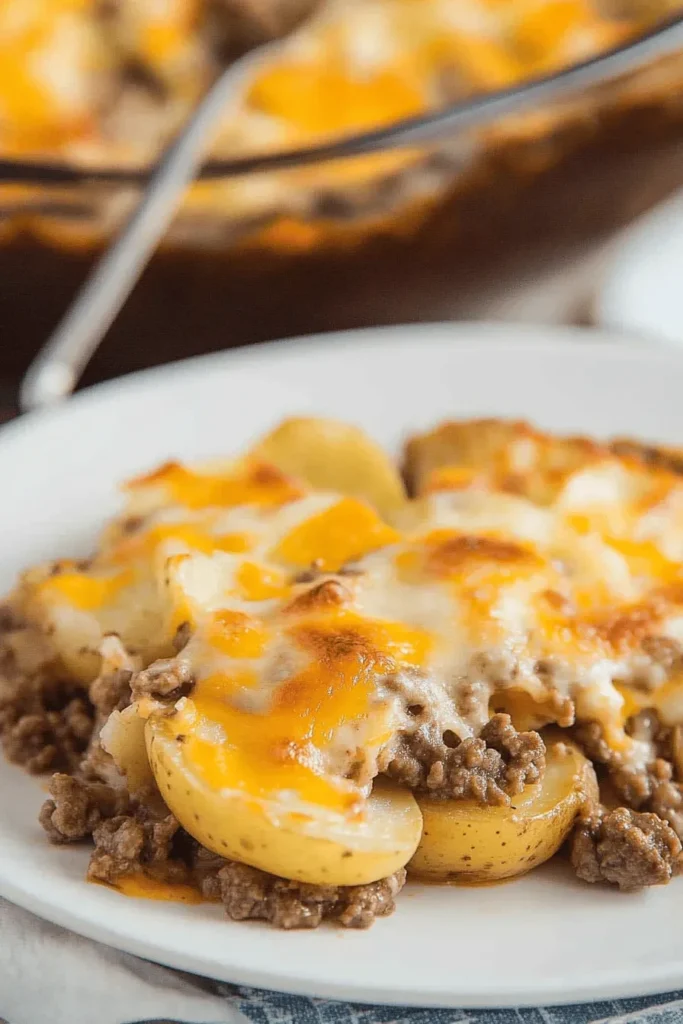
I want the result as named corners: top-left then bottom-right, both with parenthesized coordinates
top-left (130, 658), bottom-right (195, 703)
top-left (611, 760), bottom-right (683, 841)
top-left (570, 807), bottom-right (682, 890)
top-left (88, 811), bottom-right (189, 886)
top-left (0, 607), bottom-right (95, 773)
top-left (203, 861), bottom-right (406, 930)
top-left (38, 772), bottom-right (405, 928)
top-left (89, 665), bottom-right (133, 720)
top-left (385, 713), bottom-right (546, 805)
top-left (39, 773), bottom-right (129, 842)
top-left (10, 568), bottom-right (683, 923)
top-left (574, 712), bottom-right (683, 842)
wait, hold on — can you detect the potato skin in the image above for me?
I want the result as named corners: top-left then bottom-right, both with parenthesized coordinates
top-left (408, 740), bottom-right (598, 883)
top-left (146, 720), bottom-right (423, 886)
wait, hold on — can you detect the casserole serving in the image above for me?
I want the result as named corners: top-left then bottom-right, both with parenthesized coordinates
top-left (5, 414), bottom-right (683, 927)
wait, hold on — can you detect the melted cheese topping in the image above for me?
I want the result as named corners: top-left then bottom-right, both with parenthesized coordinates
top-left (23, 423), bottom-right (683, 823)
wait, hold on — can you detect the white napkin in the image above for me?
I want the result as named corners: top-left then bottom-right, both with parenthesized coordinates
top-left (0, 897), bottom-right (240, 1024)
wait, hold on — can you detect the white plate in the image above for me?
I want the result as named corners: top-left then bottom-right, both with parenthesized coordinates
top-left (597, 190), bottom-right (683, 348)
top-left (4, 322), bottom-right (683, 1009)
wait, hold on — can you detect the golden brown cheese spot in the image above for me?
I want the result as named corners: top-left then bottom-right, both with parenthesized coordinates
top-left (235, 561), bottom-right (288, 602)
top-left (395, 532), bottom-right (546, 615)
top-left (40, 567), bottom-right (136, 610)
top-left (293, 619), bottom-right (378, 666)
top-left (126, 461), bottom-right (303, 510)
top-left (208, 610), bottom-right (268, 659)
top-left (185, 610), bottom-right (431, 808)
top-left (588, 600), bottom-right (669, 655)
top-left (269, 658), bottom-right (377, 749)
top-left (274, 497), bottom-right (399, 571)
top-left (541, 589), bottom-right (575, 615)
top-left (184, 611), bottom-right (422, 811)
top-left (284, 579), bottom-right (351, 615)
top-left (292, 612), bottom-right (433, 671)
top-left (424, 531), bottom-right (541, 579)
top-left (537, 592), bottom-right (676, 665)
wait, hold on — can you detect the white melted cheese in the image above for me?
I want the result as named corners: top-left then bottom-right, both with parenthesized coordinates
top-left (26, 443), bottom-right (683, 812)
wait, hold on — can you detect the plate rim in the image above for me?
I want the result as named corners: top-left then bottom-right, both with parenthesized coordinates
top-left (4, 320), bottom-right (683, 1009)
top-left (7, 319), bottom-right (666, 440)
top-left (3, 864), bottom-right (683, 1009)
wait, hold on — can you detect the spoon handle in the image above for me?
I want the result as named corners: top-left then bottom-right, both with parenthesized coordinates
top-left (19, 43), bottom-right (275, 414)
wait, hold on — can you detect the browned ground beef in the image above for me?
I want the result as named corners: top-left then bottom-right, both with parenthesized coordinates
top-left (571, 807), bottom-right (682, 890)
top-left (1, 689), bottom-right (93, 773)
top-left (611, 760), bottom-right (683, 841)
top-left (11, 577), bottom-right (680, 925)
top-left (39, 773), bottom-right (129, 842)
top-left (39, 775), bottom-right (406, 929)
top-left (80, 652), bottom-right (136, 782)
top-left (385, 713), bottom-right (546, 805)
top-left (130, 658), bottom-right (195, 703)
top-left (89, 811), bottom-right (189, 885)
top-left (202, 861), bottom-right (406, 930)
top-left (0, 608), bottom-right (96, 772)
top-left (89, 665), bottom-right (133, 719)
top-left (574, 713), bottom-right (683, 842)
top-left (572, 720), bottom-right (617, 766)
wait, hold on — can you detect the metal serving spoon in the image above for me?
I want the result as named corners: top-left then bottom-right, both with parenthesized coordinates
top-left (18, 40), bottom-right (285, 413)
top-left (18, 11), bottom-right (683, 414)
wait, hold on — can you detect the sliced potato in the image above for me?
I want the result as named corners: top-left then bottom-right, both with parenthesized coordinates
top-left (100, 704), bottom-right (155, 797)
top-left (408, 739), bottom-right (597, 883)
top-left (402, 420), bottom-right (515, 495)
top-left (247, 417), bottom-right (407, 520)
top-left (146, 717), bottom-right (423, 886)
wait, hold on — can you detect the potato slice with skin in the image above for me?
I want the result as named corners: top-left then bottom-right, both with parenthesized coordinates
top-left (408, 740), bottom-right (597, 883)
top-left (247, 417), bottom-right (407, 520)
top-left (146, 718), bottom-right (422, 886)
top-left (101, 704), bottom-right (155, 798)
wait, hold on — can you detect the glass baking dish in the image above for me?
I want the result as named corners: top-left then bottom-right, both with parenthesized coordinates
top-left (3, 12), bottom-right (683, 385)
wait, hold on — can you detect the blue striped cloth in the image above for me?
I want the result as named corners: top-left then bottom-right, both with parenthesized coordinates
top-left (223, 986), bottom-right (683, 1024)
